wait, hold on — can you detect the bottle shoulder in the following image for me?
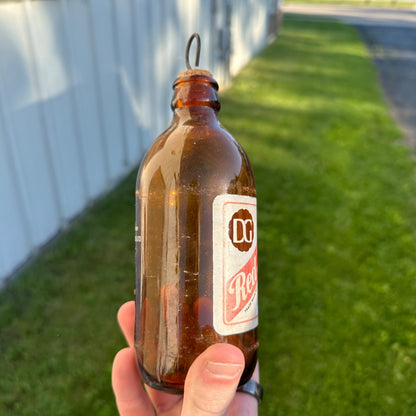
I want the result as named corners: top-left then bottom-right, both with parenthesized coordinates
top-left (137, 123), bottom-right (255, 196)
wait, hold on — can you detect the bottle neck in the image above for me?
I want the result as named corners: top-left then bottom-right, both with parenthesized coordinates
top-left (173, 106), bottom-right (219, 125)
top-left (170, 70), bottom-right (221, 124)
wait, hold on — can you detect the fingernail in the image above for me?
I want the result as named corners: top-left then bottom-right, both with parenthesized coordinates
top-left (205, 360), bottom-right (244, 380)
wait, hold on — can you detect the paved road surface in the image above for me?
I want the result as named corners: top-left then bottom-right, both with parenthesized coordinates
top-left (282, 4), bottom-right (416, 146)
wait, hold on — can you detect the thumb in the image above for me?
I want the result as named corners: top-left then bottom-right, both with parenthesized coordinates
top-left (181, 343), bottom-right (245, 416)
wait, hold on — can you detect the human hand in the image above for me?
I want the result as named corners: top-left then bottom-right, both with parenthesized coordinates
top-left (112, 301), bottom-right (259, 415)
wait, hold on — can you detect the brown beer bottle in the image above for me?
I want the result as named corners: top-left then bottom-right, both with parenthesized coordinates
top-left (135, 34), bottom-right (258, 394)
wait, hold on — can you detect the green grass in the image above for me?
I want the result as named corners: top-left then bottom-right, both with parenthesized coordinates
top-left (0, 177), bottom-right (134, 415)
top-left (2, 18), bottom-right (416, 415)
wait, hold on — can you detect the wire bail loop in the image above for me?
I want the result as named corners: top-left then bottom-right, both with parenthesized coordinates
top-left (185, 33), bottom-right (201, 70)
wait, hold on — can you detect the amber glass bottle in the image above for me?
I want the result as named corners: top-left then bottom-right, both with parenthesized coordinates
top-left (135, 67), bottom-right (258, 394)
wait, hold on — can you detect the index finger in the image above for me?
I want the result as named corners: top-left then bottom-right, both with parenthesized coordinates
top-left (117, 300), bottom-right (184, 413)
top-left (117, 300), bottom-right (135, 348)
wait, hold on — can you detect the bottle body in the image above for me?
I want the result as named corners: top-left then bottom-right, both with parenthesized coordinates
top-left (135, 73), bottom-right (258, 393)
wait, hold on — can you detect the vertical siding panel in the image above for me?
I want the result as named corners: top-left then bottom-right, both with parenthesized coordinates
top-left (208, 0), bottom-right (220, 79)
top-left (206, 0), bottom-right (215, 73)
top-left (59, 0), bottom-right (90, 202)
top-left (170, 0), bottom-right (183, 80)
top-left (132, 0), bottom-right (153, 150)
top-left (231, 0), bottom-right (248, 76)
top-left (171, 0), bottom-right (182, 81)
top-left (159, 0), bottom-right (172, 130)
top-left (0, 131), bottom-right (26, 279)
top-left (214, 0), bottom-right (230, 86)
top-left (166, 0), bottom-right (182, 98)
top-left (21, 1), bottom-right (63, 236)
top-left (85, 0), bottom-right (111, 187)
top-left (198, 0), bottom-right (211, 72)
top-left (129, 0), bottom-right (147, 157)
top-left (63, 0), bottom-right (108, 199)
top-left (130, 0), bottom-right (139, 111)
top-left (109, 0), bottom-right (129, 168)
top-left (89, 0), bottom-right (125, 182)
top-left (114, 0), bottom-right (142, 166)
top-left (247, 0), bottom-right (268, 56)
top-left (0, 75), bottom-right (33, 279)
top-left (0, 0), bottom-right (271, 284)
top-left (149, 1), bottom-right (164, 136)
top-left (0, 2), bottom-right (60, 256)
top-left (64, 0), bottom-right (108, 198)
top-left (25, 0), bottom-right (86, 221)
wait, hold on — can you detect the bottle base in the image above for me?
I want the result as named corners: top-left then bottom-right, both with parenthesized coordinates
top-left (137, 350), bottom-right (257, 396)
top-left (142, 378), bottom-right (185, 395)
top-left (138, 361), bottom-right (185, 395)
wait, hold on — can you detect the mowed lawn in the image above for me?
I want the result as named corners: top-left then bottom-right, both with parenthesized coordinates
top-left (1, 18), bottom-right (416, 415)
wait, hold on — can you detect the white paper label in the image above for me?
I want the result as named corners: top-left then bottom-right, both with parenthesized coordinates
top-left (213, 194), bottom-right (258, 336)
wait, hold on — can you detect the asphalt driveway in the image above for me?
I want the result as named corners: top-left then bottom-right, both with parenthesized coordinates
top-left (282, 4), bottom-right (416, 146)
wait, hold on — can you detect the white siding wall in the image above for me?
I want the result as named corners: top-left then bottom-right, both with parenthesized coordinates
top-left (0, 0), bottom-right (275, 284)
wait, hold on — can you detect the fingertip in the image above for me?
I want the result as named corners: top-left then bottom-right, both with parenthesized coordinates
top-left (117, 301), bottom-right (135, 348)
top-left (112, 347), bottom-right (155, 415)
top-left (117, 300), bottom-right (135, 324)
top-left (112, 347), bottom-right (137, 390)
